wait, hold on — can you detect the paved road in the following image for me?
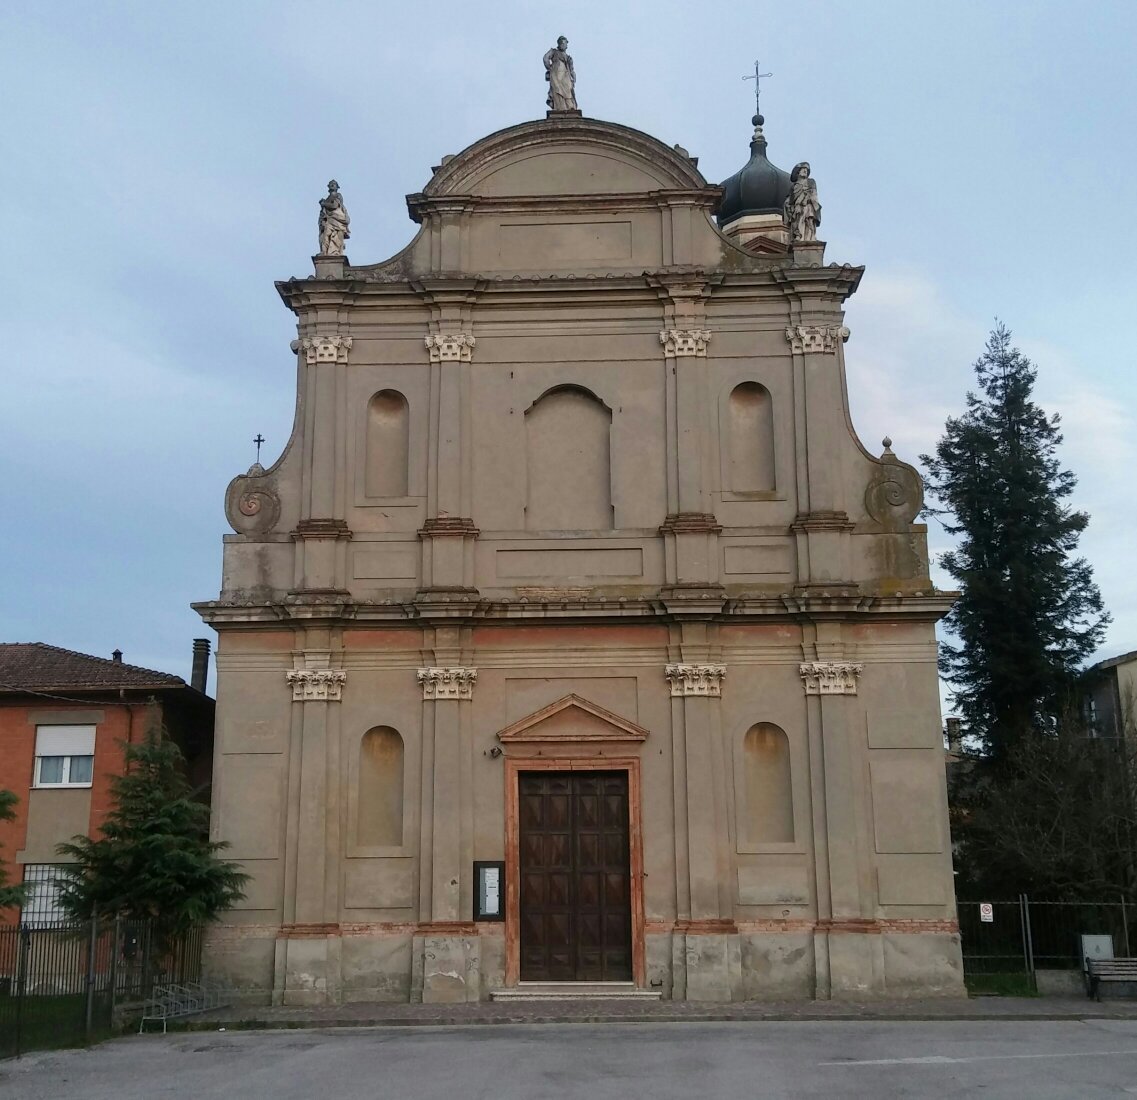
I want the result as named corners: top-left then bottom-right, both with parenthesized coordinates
top-left (6, 1020), bottom-right (1137, 1099)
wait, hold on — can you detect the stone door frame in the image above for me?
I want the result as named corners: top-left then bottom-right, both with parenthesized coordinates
top-left (504, 756), bottom-right (646, 988)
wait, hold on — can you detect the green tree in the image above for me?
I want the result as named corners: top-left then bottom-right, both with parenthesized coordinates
top-left (922, 324), bottom-right (1109, 764)
top-left (0, 788), bottom-right (28, 911)
top-left (954, 720), bottom-right (1137, 900)
top-left (56, 727), bottom-right (245, 936)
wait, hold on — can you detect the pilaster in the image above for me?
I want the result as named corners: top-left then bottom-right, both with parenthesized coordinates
top-left (667, 627), bottom-right (740, 1001)
top-left (785, 320), bottom-right (858, 589)
top-left (294, 331), bottom-right (352, 594)
top-left (416, 627), bottom-right (480, 1003)
top-left (292, 518), bottom-right (352, 593)
top-left (297, 334), bottom-right (351, 520)
top-left (652, 276), bottom-right (721, 588)
top-left (798, 627), bottom-right (878, 997)
top-left (417, 518), bottom-right (479, 596)
top-left (417, 280), bottom-right (481, 595)
top-left (278, 642), bottom-right (346, 1006)
top-left (659, 512), bottom-right (723, 597)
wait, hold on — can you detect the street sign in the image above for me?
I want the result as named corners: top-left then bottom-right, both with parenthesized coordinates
top-left (979, 902), bottom-right (994, 923)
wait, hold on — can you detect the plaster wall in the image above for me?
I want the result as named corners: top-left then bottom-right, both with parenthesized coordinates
top-left (198, 113), bottom-right (961, 1002)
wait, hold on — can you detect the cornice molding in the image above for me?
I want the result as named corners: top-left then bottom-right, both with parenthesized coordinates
top-left (418, 517), bottom-right (480, 539)
top-left (293, 519), bottom-right (353, 541)
top-left (789, 511), bottom-right (855, 533)
top-left (193, 590), bottom-right (957, 627)
top-left (659, 512), bottom-right (723, 534)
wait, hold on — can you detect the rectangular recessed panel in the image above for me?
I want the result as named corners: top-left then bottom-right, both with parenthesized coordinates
top-left (218, 757), bottom-right (283, 860)
top-left (498, 221), bottom-right (632, 268)
top-left (877, 855), bottom-right (948, 905)
top-left (517, 771), bottom-right (632, 982)
top-left (497, 547), bottom-right (643, 580)
top-left (723, 544), bottom-right (792, 576)
top-left (353, 550), bottom-right (417, 581)
top-left (736, 865), bottom-right (811, 906)
top-left (870, 751), bottom-right (945, 854)
top-left (343, 859), bottom-right (413, 909)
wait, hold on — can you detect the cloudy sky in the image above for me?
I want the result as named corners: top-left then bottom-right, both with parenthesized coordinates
top-left (2, 1), bottom-right (1134, 694)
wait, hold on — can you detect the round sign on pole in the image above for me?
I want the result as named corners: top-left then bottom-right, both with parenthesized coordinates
top-left (979, 902), bottom-right (994, 923)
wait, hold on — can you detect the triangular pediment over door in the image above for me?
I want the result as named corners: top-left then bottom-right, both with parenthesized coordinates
top-left (497, 694), bottom-right (649, 744)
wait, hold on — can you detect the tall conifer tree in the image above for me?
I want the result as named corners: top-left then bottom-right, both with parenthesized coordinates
top-left (922, 324), bottom-right (1109, 763)
top-left (56, 728), bottom-right (246, 936)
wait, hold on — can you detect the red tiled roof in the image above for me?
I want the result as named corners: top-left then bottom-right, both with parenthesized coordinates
top-left (0, 643), bottom-right (186, 694)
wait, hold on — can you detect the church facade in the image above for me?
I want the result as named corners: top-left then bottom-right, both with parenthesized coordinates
top-left (195, 78), bottom-right (963, 1004)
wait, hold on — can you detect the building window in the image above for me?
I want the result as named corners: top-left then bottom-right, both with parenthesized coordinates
top-left (34, 725), bottom-right (95, 788)
top-left (22, 864), bottom-right (73, 926)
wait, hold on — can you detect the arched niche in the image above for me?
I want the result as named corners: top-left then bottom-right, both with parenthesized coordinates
top-left (365, 390), bottom-right (409, 498)
top-left (727, 382), bottom-right (775, 493)
top-left (742, 723), bottom-right (794, 844)
top-left (524, 385), bottom-right (613, 530)
top-left (357, 726), bottom-right (404, 847)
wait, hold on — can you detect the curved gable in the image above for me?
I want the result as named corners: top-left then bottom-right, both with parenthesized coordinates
top-left (379, 117), bottom-right (727, 276)
top-left (422, 118), bottom-right (709, 199)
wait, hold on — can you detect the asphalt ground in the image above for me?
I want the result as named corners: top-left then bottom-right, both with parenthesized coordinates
top-left (6, 1019), bottom-right (1137, 1099)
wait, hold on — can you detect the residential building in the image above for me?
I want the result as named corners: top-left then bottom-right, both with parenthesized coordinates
top-left (0, 642), bottom-right (214, 924)
top-left (1083, 650), bottom-right (1137, 738)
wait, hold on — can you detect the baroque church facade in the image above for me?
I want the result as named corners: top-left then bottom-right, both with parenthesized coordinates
top-left (196, 62), bottom-right (963, 1004)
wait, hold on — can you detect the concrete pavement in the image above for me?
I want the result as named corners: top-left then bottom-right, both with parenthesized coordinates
top-left (7, 1019), bottom-right (1137, 1098)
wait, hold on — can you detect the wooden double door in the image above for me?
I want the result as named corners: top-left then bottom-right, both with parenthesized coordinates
top-left (518, 771), bottom-right (633, 982)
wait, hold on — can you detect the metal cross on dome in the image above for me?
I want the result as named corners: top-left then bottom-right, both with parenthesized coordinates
top-left (254, 433), bottom-right (265, 463)
top-left (743, 59), bottom-right (773, 116)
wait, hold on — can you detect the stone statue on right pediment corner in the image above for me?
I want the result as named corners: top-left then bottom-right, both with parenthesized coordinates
top-left (785, 161), bottom-right (821, 243)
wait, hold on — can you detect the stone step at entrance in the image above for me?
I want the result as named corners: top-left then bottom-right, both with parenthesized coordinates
top-left (491, 982), bottom-right (662, 1002)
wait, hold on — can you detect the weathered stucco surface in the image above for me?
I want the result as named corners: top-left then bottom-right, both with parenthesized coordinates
top-left (197, 112), bottom-right (962, 1004)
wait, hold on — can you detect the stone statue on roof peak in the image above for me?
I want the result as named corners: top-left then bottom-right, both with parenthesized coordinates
top-left (544, 36), bottom-right (578, 113)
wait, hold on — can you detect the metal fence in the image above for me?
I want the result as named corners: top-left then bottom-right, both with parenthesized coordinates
top-left (0, 918), bottom-right (203, 1059)
top-left (959, 896), bottom-right (1135, 991)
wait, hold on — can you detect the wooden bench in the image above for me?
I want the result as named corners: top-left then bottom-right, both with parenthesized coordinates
top-left (1086, 958), bottom-right (1137, 1000)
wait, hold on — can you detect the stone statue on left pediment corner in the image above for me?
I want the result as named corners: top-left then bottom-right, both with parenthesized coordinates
top-left (318, 179), bottom-right (351, 256)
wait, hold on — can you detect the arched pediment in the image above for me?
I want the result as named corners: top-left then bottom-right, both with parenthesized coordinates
top-left (417, 118), bottom-right (710, 202)
top-left (497, 694), bottom-right (649, 744)
top-left (389, 117), bottom-right (726, 275)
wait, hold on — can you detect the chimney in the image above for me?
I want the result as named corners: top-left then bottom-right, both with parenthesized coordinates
top-left (191, 638), bottom-right (211, 693)
top-left (112, 649), bottom-right (123, 663)
top-left (945, 716), bottom-right (963, 753)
